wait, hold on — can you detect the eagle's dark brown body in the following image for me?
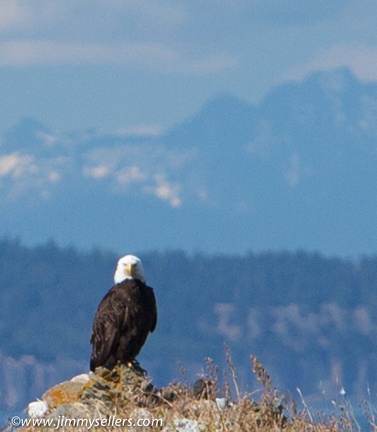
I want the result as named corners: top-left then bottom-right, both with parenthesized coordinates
top-left (90, 278), bottom-right (157, 371)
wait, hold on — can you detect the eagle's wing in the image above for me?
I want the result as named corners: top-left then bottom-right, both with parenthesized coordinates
top-left (147, 287), bottom-right (157, 332)
top-left (90, 286), bottom-right (128, 370)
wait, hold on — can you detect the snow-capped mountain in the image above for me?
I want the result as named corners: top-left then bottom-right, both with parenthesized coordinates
top-left (1, 68), bottom-right (377, 255)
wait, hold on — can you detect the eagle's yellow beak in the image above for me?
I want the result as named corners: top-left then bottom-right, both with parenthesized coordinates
top-left (125, 262), bottom-right (133, 277)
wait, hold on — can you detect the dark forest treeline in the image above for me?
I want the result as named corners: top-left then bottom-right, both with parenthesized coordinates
top-left (2, 237), bottom-right (377, 406)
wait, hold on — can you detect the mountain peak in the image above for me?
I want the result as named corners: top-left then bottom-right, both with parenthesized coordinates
top-left (201, 93), bottom-right (253, 114)
top-left (306, 67), bottom-right (359, 93)
top-left (3, 117), bottom-right (53, 153)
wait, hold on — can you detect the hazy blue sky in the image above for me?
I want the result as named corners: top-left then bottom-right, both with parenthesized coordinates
top-left (1, 0), bottom-right (377, 136)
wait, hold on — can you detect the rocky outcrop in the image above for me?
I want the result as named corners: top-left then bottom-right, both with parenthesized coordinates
top-left (10, 357), bottom-right (350, 431)
top-left (19, 364), bottom-right (232, 431)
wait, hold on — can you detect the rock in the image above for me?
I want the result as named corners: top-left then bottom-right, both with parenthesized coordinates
top-left (79, 375), bottom-right (113, 404)
top-left (70, 373), bottom-right (91, 384)
top-left (215, 397), bottom-right (228, 410)
top-left (46, 402), bottom-right (87, 420)
top-left (42, 380), bottom-right (84, 410)
top-left (163, 418), bottom-right (205, 432)
top-left (27, 400), bottom-right (49, 418)
top-left (192, 379), bottom-right (216, 400)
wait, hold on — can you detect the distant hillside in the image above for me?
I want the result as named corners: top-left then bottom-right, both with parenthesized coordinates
top-left (2, 239), bottom-right (377, 412)
top-left (1, 68), bottom-right (377, 255)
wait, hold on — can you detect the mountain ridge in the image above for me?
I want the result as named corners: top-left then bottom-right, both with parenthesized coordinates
top-left (1, 67), bottom-right (377, 255)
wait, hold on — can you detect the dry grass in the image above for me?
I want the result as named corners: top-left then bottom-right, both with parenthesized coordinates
top-left (16, 352), bottom-right (369, 432)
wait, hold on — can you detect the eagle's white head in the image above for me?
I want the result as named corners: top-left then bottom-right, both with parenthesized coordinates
top-left (114, 254), bottom-right (146, 284)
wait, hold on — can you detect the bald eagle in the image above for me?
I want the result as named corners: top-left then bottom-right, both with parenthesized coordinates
top-left (90, 255), bottom-right (157, 372)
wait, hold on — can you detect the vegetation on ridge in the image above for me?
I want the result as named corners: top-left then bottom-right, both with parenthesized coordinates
top-left (3, 238), bottom-right (377, 413)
